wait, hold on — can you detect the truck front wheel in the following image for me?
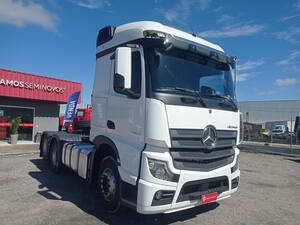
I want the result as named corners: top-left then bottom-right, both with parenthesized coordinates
top-left (97, 156), bottom-right (121, 213)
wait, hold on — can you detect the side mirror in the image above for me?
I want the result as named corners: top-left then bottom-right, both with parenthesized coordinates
top-left (115, 47), bottom-right (132, 89)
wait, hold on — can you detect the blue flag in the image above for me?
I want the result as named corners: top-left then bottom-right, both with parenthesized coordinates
top-left (63, 91), bottom-right (80, 126)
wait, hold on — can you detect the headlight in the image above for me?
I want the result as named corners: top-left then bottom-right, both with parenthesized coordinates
top-left (147, 158), bottom-right (179, 182)
top-left (231, 155), bottom-right (239, 173)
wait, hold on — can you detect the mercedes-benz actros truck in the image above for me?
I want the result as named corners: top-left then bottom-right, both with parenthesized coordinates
top-left (40, 21), bottom-right (240, 214)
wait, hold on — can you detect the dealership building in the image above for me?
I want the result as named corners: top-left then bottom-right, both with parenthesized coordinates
top-left (0, 68), bottom-right (81, 143)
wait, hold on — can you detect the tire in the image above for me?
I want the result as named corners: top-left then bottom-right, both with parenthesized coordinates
top-left (97, 156), bottom-right (121, 213)
top-left (49, 140), bottom-right (62, 173)
top-left (41, 135), bottom-right (49, 160)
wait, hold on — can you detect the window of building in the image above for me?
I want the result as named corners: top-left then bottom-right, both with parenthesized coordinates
top-left (0, 106), bottom-right (34, 142)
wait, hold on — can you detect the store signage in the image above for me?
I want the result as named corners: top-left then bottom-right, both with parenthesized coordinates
top-left (0, 68), bottom-right (81, 103)
top-left (0, 78), bottom-right (65, 94)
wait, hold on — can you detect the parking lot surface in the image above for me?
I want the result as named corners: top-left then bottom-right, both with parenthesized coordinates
top-left (0, 150), bottom-right (299, 225)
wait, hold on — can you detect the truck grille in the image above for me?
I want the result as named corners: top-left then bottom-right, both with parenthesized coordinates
top-left (169, 129), bottom-right (236, 171)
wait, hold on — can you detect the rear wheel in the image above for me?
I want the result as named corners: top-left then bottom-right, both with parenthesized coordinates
top-left (41, 136), bottom-right (49, 160)
top-left (49, 140), bottom-right (61, 173)
top-left (97, 156), bottom-right (121, 213)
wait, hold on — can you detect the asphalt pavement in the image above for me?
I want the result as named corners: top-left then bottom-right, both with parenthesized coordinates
top-left (0, 147), bottom-right (299, 225)
top-left (0, 143), bottom-right (39, 156)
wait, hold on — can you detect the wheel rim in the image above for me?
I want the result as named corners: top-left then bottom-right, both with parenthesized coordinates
top-left (51, 144), bottom-right (57, 167)
top-left (100, 168), bottom-right (116, 202)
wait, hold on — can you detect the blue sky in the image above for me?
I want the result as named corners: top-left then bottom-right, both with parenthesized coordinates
top-left (0, 0), bottom-right (300, 106)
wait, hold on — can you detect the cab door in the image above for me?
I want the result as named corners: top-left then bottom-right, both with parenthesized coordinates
top-left (106, 46), bottom-right (146, 185)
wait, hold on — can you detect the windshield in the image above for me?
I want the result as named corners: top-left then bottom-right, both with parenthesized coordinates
top-left (76, 110), bottom-right (84, 117)
top-left (146, 47), bottom-right (237, 110)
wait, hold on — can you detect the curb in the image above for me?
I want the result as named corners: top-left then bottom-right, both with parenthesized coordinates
top-left (0, 151), bottom-right (39, 156)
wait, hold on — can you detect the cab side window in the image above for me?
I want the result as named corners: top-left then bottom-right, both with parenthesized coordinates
top-left (130, 51), bottom-right (142, 95)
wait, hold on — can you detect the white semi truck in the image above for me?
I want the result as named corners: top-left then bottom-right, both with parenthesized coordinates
top-left (40, 21), bottom-right (240, 214)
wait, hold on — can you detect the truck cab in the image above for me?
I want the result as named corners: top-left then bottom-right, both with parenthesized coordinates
top-left (91, 21), bottom-right (240, 214)
top-left (59, 105), bottom-right (92, 134)
top-left (75, 105), bottom-right (92, 121)
top-left (40, 21), bottom-right (240, 215)
top-left (272, 125), bottom-right (285, 134)
top-left (272, 125), bottom-right (286, 138)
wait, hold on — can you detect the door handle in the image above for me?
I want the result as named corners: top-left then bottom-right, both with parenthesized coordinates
top-left (107, 120), bottom-right (115, 129)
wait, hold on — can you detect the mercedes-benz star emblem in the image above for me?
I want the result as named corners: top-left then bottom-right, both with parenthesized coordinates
top-left (202, 126), bottom-right (217, 147)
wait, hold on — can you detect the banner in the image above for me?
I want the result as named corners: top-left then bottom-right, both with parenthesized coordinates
top-left (63, 91), bottom-right (80, 127)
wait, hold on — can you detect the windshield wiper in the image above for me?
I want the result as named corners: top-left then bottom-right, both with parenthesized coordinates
top-left (206, 93), bottom-right (237, 111)
top-left (155, 87), bottom-right (207, 107)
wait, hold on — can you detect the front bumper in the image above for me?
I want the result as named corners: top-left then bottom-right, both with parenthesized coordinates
top-left (136, 146), bottom-right (240, 214)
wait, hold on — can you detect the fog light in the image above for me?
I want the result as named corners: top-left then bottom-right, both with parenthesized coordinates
top-left (232, 176), bottom-right (239, 189)
top-left (152, 190), bottom-right (175, 206)
top-left (155, 190), bottom-right (163, 200)
top-left (147, 158), bottom-right (179, 182)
